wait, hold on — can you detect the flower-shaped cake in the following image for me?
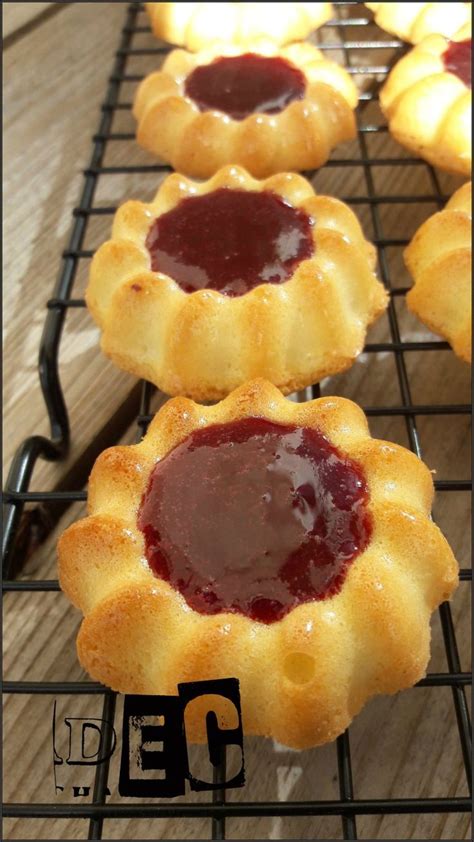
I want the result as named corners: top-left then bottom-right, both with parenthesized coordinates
top-left (366, 2), bottom-right (471, 43)
top-left (133, 41), bottom-right (358, 178)
top-left (86, 165), bottom-right (387, 401)
top-left (380, 24), bottom-right (471, 175)
top-left (58, 379), bottom-right (458, 749)
top-left (146, 2), bottom-right (333, 50)
top-left (405, 181), bottom-right (472, 363)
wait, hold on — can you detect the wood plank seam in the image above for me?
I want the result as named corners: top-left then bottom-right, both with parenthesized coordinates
top-left (3, 3), bottom-right (71, 49)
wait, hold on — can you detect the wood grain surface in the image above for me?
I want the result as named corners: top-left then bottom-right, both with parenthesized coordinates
top-left (3, 0), bottom-right (139, 492)
top-left (3, 1), bottom-right (56, 40)
top-left (3, 3), bottom-right (471, 840)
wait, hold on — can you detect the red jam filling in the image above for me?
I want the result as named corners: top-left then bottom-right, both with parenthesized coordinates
top-left (145, 188), bottom-right (314, 296)
top-left (443, 38), bottom-right (471, 88)
top-left (184, 53), bottom-right (306, 120)
top-left (138, 418), bottom-right (372, 624)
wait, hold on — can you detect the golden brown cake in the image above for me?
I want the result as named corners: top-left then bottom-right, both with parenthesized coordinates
top-left (405, 181), bottom-right (472, 362)
top-left (86, 165), bottom-right (387, 401)
top-left (146, 2), bottom-right (333, 50)
top-left (366, 2), bottom-right (472, 43)
top-left (133, 41), bottom-right (358, 178)
top-left (58, 378), bottom-right (458, 749)
top-left (379, 25), bottom-right (471, 176)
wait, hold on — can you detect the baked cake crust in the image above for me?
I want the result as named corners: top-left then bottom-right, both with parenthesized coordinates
top-left (379, 25), bottom-right (471, 176)
top-left (146, 2), bottom-right (333, 50)
top-left (58, 378), bottom-right (458, 749)
top-left (86, 165), bottom-right (388, 401)
top-left (133, 42), bottom-right (358, 178)
top-left (366, 2), bottom-right (472, 44)
top-left (405, 181), bottom-right (472, 363)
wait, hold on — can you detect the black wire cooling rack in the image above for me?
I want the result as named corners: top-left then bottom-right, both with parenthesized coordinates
top-left (2, 2), bottom-right (472, 840)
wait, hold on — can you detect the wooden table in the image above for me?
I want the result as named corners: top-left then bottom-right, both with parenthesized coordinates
top-left (3, 3), bottom-right (471, 840)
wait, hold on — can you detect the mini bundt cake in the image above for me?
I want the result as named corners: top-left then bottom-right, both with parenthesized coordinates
top-left (86, 166), bottom-right (387, 401)
top-left (58, 379), bottom-right (458, 749)
top-left (146, 2), bottom-right (333, 50)
top-left (405, 181), bottom-right (471, 363)
top-left (133, 41), bottom-right (358, 178)
top-left (380, 24), bottom-right (471, 175)
top-left (366, 2), bottom-right (472, 43)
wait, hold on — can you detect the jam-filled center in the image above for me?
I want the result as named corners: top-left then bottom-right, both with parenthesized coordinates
top-left (443, 38), bottom-right (471, 88)
top-left (184, 53), bottom-right (306, 120)
top-left (138, 418), bottom-right (372, 624)
top-left (145, 188), bottom-right (314, 296)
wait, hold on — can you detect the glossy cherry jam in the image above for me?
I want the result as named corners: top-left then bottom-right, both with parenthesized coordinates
top-left (138, 418), bottom-right (372, 624)
top-left (443, 38), bottom-right (472, 88)
top-left (184, 53), bottom-right (306, 120)
top-left (145, 188), bottom-right (314, 296)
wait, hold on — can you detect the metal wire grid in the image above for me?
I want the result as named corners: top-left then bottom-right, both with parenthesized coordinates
top-left (2, 2), bottom-right (471, 840)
